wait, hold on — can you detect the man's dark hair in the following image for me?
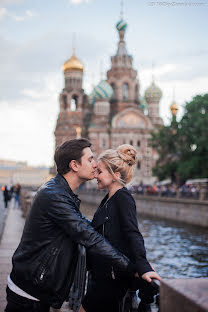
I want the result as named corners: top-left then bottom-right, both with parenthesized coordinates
top-left (54, 138), bottom-right (92, 175)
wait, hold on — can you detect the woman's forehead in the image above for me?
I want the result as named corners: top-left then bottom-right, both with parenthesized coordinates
top-left (97, 160), bottom-right (105, 169)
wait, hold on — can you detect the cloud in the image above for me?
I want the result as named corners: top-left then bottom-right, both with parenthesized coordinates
top-left (9, 13), bottom-right (24, 21)
top-left (0, 7), bottom-right (6, 19)
top-left (25, 9), bottom-right (36, 17)
top-left (69, 0), bottom-right (91, 5)
top-left (0, 5), bottom-right (37, 22)
top-left (0, 27), bottom-right (109, 165)
top-left (7, 9), bottom-right (37, 22)
top-left (158, 76), bottom-right (208, 124)
top-left (139, 61), bottom-right (208, 124)
top-left (0, 30), bottom-right (108, 103)
top-left (0, 74), bottom-right (61, 166)
top-left (0, 0), bottom-right (25, 5)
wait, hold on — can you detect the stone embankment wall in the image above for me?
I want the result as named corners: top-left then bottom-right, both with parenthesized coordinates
top-left (78, 191), bottom-right (208, 228)
top-left (20, 189), bottom-right (208, 227)
top-left (160, 278), bottom-right (208, 312)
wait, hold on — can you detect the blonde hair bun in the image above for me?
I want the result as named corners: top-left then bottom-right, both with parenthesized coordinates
top-left (117, 144), bottom-right (137, 166)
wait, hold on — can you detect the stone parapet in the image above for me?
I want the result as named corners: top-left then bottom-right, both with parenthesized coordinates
top-left (78, 191), bottom-right (208, 228)
top-left (160, 278), bottom-right (208, 312)
top-left (20, 189), bottom-right (36, 218)
top-left (134, 195), bottom-right (208, 228)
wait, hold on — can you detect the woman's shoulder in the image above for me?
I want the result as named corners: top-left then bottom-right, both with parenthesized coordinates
top-left (115, 187), bottom-right (133, 197)
top-left (114, 187), bottom-right (135, 204)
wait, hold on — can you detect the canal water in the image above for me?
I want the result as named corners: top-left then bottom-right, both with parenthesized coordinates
top-left (138, 216), bottom-right (208, 279)
top-left (81, 203), bottom-right (208, 279)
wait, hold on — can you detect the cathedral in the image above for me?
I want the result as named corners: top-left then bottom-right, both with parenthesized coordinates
top-left (54, 18), bottom-right (164, 185)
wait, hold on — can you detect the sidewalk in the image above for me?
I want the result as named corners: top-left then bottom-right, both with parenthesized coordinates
top-left (0, 193), bottom-right (8, 240)
top-left (0, 204), bottom-right (25, 311)
top-left (0, 201), bottom-right (70, 312)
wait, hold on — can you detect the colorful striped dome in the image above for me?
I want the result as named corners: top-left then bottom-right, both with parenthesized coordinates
top-left (92, 80), bottom-right (113, 100)
top-left (116, 19), bottom-right (127, 32)
top-left (145, 81), bottom-right (162, 103)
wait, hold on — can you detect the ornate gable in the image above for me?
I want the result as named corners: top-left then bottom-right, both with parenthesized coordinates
top-left (112, 108), bottom-right (153, 129)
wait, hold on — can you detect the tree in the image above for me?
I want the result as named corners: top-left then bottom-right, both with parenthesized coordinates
top-left (151, 119), bottom-right (180, 183)
top-left (151, 94), bottom-right (208, 184)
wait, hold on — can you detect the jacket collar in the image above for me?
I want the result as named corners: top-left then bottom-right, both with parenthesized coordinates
top-left (92, 193), bottom-right (109, 229)
top-left (54, 173), bottom-right (81, 208)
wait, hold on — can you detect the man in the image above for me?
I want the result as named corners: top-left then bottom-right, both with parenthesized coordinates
top-left (5, 139), bottom-right (159, 312)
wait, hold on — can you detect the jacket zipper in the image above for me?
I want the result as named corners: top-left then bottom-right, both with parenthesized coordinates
top-left (40, 271), bottom-right (45, 281)
top-left (38, 247), bottom-right (58, 282)
top-left (111, 266), bottom-right (115, 279)
top-left (102, 202), bottom-right (115, 280)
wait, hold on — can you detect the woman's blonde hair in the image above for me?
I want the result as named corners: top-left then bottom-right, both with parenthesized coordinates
top-left (98, 144), bottom-right (137, 185)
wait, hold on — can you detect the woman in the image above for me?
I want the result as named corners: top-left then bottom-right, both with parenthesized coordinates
top-left (81, 144), bottom-right (161, 312)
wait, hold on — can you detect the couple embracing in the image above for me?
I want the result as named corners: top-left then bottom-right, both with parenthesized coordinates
top-left (5, 138), bottom-right (161, 312)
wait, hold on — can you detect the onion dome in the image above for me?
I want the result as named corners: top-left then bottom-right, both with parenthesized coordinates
top-left (145, 81), bottom-right (162, 103)
top-left (62, 53), bottom-right (84, 72)
top-left (170, 101), bottom-right (179, 116)
top-left (92, 80), bottom-right (113, 101)
top-left (116, 19), bottom-right (128, 32)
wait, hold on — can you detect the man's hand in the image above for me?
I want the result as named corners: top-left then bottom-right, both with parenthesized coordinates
top-left (141, 271), bottom-right (161, 282)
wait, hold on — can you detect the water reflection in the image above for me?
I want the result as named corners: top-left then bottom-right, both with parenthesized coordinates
top-left (139, 216), bottom-right (208, 278)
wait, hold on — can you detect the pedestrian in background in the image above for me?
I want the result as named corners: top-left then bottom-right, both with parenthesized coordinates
top-left (2, 186), bottom-right (10, 208)
top-left (14, 184), bottom-right (21, 209)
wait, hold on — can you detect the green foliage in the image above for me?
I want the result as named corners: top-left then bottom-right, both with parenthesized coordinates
top-left (151, 94), bottom-right (208, 184)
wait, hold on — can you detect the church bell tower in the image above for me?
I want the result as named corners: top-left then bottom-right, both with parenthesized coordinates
top-left (54, 49), bottom-right (88, 147)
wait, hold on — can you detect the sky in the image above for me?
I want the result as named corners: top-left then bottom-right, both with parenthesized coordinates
top-left (0, 0), bottom-right (208, 167)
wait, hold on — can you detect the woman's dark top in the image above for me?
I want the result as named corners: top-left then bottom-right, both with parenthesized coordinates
top-left (87, 187), bottom-right (152, 280)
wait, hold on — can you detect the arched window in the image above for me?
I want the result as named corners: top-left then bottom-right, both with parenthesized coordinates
top-left (111, 83), bottom-right (116, 99)
top-left (63, 95), bottom-right (67, 110)
top-left (137, 140), bottom-right (140, 147)
top-left (135, 84), bottom-right (139, 101)
top-left (137, 161), bottom-right (141, 169)
top-left (122, 83), bottom-right (129, 100)
top-left (102, 138), bottom-right (106, 148)
top-left (130, 140), bottom-right (133, 146)
top-left (71, 95), bottom-right (78, 111)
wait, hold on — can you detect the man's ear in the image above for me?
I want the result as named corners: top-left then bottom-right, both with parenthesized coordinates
top-left (69, 160), bottom-right (79, 172)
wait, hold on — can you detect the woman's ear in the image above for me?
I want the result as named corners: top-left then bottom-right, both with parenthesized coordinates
top-left (114, 172), bottom-right (121, 180)
top-left (69, 160), bottom-right (79, 172)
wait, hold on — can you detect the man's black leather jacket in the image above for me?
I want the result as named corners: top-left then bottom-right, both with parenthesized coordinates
top-left (10, 174), bottom-right (133, 309)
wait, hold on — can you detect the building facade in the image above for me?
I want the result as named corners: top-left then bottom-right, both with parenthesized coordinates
top-left (0, 159), bottom-right (50, 188)
top-left (54, 19), bottom-right (163, 184)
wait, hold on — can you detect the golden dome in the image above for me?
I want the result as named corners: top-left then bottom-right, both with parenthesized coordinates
top-left (62, 54), bottom-right (84, 72)
top-left (170, 101), bottom-right (179, 116)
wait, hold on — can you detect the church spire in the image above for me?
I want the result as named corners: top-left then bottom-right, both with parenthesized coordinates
top-left (100, 60), bottom-right (104, 80)
top-left (116, 19), bottom-right (128, 56)
top-left (151, 62), bottom-right (155, 83)
top-left (120, 0), bottom-right (124, 18)
top-left (115, 0), bottom-right (128, 55)
top-left (72, 32), bottom-right (76, 55)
